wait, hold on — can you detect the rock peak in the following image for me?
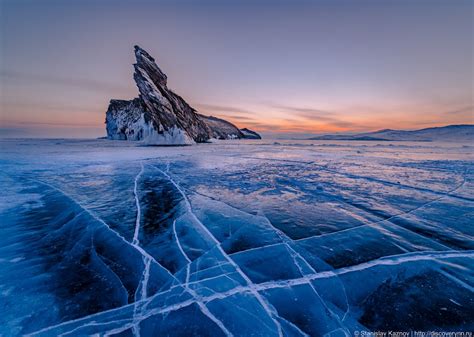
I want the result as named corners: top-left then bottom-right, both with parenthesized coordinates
top-left (133, 45), bottom-right (167, 87)
top-left (134, 45), bottom-right (153, 60)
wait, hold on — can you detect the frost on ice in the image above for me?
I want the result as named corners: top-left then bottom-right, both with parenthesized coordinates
top-left (0, 139), bottom-right (473, 336)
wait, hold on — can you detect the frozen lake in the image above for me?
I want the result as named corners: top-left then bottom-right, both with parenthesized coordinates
top-left (1, 138), bottom-right (473, 336)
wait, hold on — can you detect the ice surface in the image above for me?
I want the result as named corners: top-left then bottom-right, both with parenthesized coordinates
top-left (0, 138), bottom-right (473, 336)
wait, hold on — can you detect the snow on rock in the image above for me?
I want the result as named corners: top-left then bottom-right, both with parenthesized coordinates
top-left (105, 98), bottom-right (147, 141)
top-left (105, 45), bottom-right (261, 145)
top-left (141, 125), bottom-right (195, 146)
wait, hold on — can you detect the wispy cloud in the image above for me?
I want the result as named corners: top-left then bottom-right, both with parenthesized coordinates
top-left (194, 103), bottom-right (256, 116)
top-left (225, 115), bottom-right (257, 122)
top-left (194, 103), bottom-right (261, 128)
top-left (2, 121), bottom-right (101, 128)
top-left (441, 105), bottom-right (473, 115)
top-left (1, 101), bottom-right (103, 113)
top-left (0, 71), bottom-right (129, 93)
top-left (271, 104), bottom-right (358, 129)
top-left (235, 120), bottom-right (319, 133)
top-left (272, 105), bottom-right (333, 117)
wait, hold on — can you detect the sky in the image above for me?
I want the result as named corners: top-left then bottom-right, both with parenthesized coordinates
top-left (1, 0), bottom-right (473, 138)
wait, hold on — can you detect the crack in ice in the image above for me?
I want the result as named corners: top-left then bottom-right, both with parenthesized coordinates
top-left (154, 165), bottom-right (284, 337)
top-left (225, 154), bottom-right (473, 202)
top-left (183, 189), bottom-right (350, 330)
top-left (24, 164), bottom-right (472, 337)
top-left (132, 162), bottom-right (145, 246)
top-left (28, 250), bottom-right (473, 336)
top-left (172, 219), bottom-right (192, 264)
top-left (130, 164), bottom-right (232, 337)
top-left (293, 177), bottom-right (469, 248)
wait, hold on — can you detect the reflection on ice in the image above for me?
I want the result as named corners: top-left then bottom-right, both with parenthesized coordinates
top-left (0, 139), bottom-right (473, 336)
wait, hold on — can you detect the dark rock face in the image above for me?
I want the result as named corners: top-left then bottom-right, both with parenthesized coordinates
top-left (198, 115), bottom-right (244, 140)
top-left (105, 46), bottom-right (261, 144)
top-left (132, 46), bottom-right (210, 143)
top-left (240, 128), bottom-right (262, 139)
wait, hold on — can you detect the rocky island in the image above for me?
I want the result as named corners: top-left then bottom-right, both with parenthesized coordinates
top-left (105, 46), bottom-right (260, 145)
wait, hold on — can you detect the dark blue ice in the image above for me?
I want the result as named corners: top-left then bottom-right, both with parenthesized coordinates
top-left (0, 139), bottom-right (473, 336)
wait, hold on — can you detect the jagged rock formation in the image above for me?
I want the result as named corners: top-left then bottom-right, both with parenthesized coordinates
top-left (105, 46), bottom-right (260, 144)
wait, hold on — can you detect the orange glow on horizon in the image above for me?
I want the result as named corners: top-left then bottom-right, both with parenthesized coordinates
top-left (2, 101), bottom-right (472, 136)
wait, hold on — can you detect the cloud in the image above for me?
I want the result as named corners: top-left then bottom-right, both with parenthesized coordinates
top-left (1, 101), bottom-right (103, 113)
top-left (3, 121), bottom-right (101, 128)
top-left (271, 103), bottom-right (358, 129)
top-left (194, 103), bottom-right (262, 127)
top-left (0, 71), bottom-right (129, 93)
top-left (235, 120), bottom-right (320, 133)
top-left (441, 105), bottom-right (473, 115)
top-left (225, 115), bottom-right (257, 121)
top-left (273, 105), bottom-right (333, 117)
top-left (193, 103), bottom-right (256, 116)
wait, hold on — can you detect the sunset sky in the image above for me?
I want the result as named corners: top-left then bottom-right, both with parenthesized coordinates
top-left (1, 0), bottom-right (473, 138)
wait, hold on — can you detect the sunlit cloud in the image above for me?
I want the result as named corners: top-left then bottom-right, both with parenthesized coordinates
top-left (265, 104), bottom-right (359, 131)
